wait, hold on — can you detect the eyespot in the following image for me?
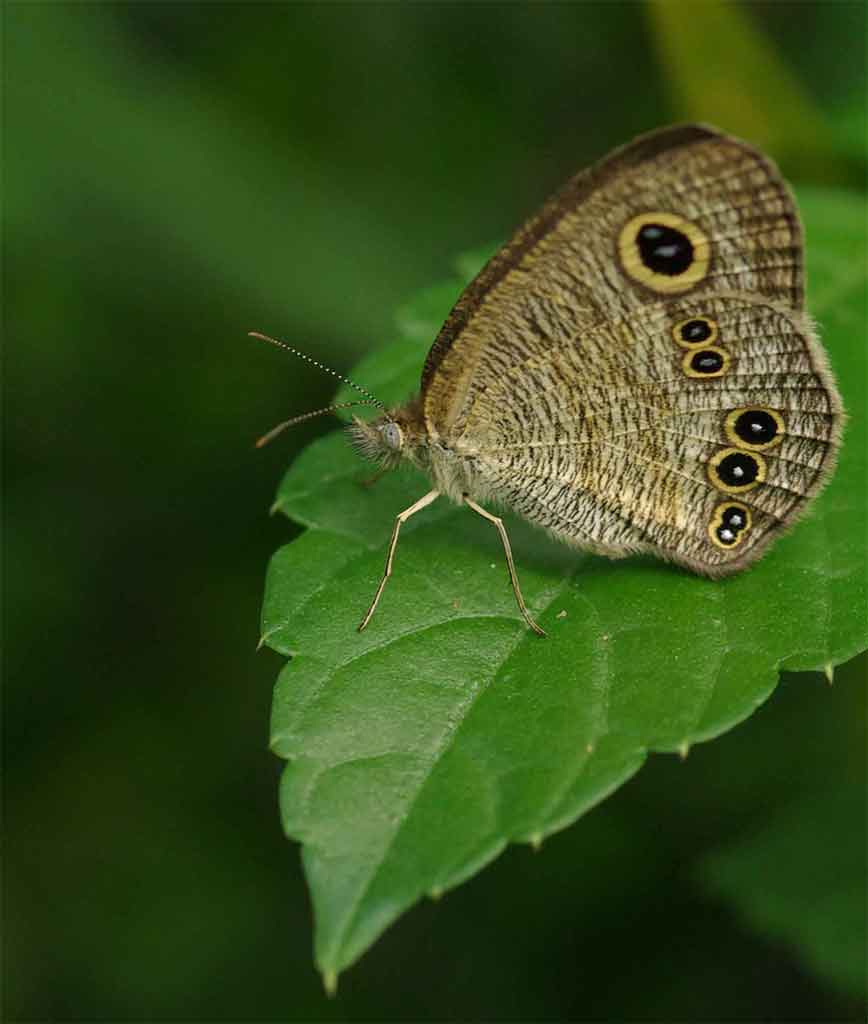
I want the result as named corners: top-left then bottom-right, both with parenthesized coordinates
top-left (721, 505), bottom-right (749, 530)
top-left (724, 407), bottom-right (784, 451)
top-left (382, 421), bottom-right (403, 451)
top-left (638, 223), bottom-right (693, 274)
top-left (708, 501), bottom-right (752, 550)
top-left (682, 346), bottom-right (730, 379)
top-left (618, 212), bottom-right (711, 294)
top-left (672, 316), bottom-right (718, 348)
top-left (708, 448), bottom-right (766, 493)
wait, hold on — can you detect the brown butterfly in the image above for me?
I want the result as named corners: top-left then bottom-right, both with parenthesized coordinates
top-left (257, 123), bottom-right (844, 637)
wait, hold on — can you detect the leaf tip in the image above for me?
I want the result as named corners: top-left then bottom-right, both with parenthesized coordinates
top-left (322, 968), bottom-right (338, 998)
top-left (678, 740), bottom-right (690, 760)
top-left (824, 662), bottom-right (835, 685)
top-left (429, 885), bottom-right (443, 901)
top-left (530, 831), bottom-right (544, 852)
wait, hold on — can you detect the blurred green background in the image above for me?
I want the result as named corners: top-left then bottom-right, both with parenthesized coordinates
top-left (5, 2), bottom-right (865, 1020)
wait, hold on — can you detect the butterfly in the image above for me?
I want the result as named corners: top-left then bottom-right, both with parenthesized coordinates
top-left (257, 123), bottom-right (844, 637)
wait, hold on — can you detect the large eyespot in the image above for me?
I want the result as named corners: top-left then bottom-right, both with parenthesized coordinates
top-left (708, 447), bottom-right (767, 493)
top-left (381, 421), bottom-right (403, 451)
top-left (708, 501), bottom-right (752, 550)
top-left (672, 316), bottom-right (718, 348)
top-left (724, 407), bottom-right (784, 451)
top-left (618, 212), bottom-right (711, 294)
top-left (682, 346), bottom-right (730, 379)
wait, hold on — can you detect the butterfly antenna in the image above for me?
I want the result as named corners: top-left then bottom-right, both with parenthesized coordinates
top-left (248, 331), bottom-right (385, 409)
top-left (254, 401), bottom-right (382, 448)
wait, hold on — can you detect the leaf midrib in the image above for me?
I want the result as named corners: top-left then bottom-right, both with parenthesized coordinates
top-left (319, 571), bottom-right (574, 969)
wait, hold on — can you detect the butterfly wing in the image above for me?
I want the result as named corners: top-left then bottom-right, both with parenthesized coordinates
top-left (420, 124), bottom-right (842, 573)
top-left (453, 293), bottom-right (842, 574)
top-left (423, 124), bottom-right (805, 442)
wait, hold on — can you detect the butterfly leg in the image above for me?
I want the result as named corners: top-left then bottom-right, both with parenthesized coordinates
top-left (463, 497), bottom-right (547, 637)
top-left (358, 489), bottom-right (441, 632)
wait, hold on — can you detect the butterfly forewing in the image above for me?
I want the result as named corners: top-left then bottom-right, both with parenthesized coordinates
top-left (423, 124), bottom-right (804, 442)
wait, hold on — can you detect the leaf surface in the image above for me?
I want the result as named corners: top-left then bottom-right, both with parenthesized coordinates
top-left (262, 187), bottom-right (867, 982)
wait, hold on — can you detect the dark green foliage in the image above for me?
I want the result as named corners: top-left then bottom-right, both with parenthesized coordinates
top-left (702, 784), bottom-right (866, 1000)
top-left (7, 0), bottom-right (865, 1017)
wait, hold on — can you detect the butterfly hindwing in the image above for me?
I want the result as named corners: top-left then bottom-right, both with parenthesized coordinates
top-left (454, 294), bottom-right (842, 574)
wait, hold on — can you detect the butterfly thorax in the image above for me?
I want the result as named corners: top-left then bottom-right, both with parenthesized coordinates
top-left (351, 396), bottom-right (484, 502)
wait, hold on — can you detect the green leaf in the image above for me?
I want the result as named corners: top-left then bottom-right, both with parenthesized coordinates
top-left (262, 187), bottom-right (867, 984)
top-left (700, 784), bottom-right (866, 1000)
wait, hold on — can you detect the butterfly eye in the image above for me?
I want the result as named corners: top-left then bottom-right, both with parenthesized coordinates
top-left (708, 501), bottom-right (752, 549)
top-left (672, 316), bottom-right (718, 347)
top-left (724, 407), bottom-right (784, 450)
top-left (618, 212), bottom-right (710, 294)
top-left (682, 346), bottom-right (730, 379)
top-left (708, 448), bottom-right (767, 493)
top-left (382, 422), bottom-right (404, 450)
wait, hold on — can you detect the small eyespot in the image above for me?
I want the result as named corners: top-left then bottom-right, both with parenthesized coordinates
top-left (708, 448), bottom-right (766, 493)
top-left (708, 501), bottom-right (752, 550)
top-left (682, 346), bottom-right (730, 379)
top-left (672, 316), bottom-right (718, 348)
top-left (617, 212), bottom-right (711, 294)
top-left (691, 350), bottom-right (723, 374)
top-left (717, 453), bottom-right (757, 485)
top-left (724, 407), bottom-right (785, 451)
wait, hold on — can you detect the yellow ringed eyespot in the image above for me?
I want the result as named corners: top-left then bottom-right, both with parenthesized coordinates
top-left (672, 316), bottom-right (718, 348)
top-left (724, 407), bottom-right (784, 451)
top-left (707, 447), bottom-right (767, 494)
top-left (708, 501), bottom-right (752, 550)
top-left (618, 212), bottom-right (711, 294)
top-left (682, 346), bottom-right (730, 379)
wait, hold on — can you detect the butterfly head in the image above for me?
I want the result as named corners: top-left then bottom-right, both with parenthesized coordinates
top-left (350, 397), bottom-right (427, 470)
